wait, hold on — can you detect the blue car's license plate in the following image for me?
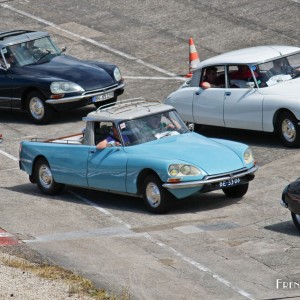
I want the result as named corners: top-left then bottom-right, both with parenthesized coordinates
top-left (219, 178), bottom-right (241, 188)
top-left (92, 92), bottom-right (114, 103)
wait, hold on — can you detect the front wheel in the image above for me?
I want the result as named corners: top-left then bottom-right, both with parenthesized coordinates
top-left (94, 96), bottom-right (117, 109)
top-left (222, 183), bottom-right (249, 198)
top-left (34, 158), bottom-right (64, 195)
top-left (142, 175), bottom-right (172, 214)
top-left (291, 212), bottom-right (300, 231)
top-left (26, 91), bottom-right (54, 124)
top-left (277, 112), bottom-right (300, 148)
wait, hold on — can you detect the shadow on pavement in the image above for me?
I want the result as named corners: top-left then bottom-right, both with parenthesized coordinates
top-left (264, 220), bottom-right (300, 236)
top-left (3, 183), bottom-right (243, 215)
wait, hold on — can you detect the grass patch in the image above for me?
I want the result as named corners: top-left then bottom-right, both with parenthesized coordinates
top-left (1, 256), bottom-right (130, 300)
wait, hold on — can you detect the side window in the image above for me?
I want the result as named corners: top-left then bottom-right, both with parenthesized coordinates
top-left (228, 65), bottom-right (256, 88)
top-left (94, 122), bottom-right (113, 145)
top-left (200, 65), bottom-right (225, 89)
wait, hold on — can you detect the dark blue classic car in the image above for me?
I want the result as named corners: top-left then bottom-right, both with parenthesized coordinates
top-left (281, 179), bottom-right (300, 231)
top-left (0, 30), bottom-right (124, 124)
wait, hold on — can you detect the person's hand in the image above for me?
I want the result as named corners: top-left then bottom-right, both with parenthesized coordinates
top-left (166, 123), bottom-right (175, 130)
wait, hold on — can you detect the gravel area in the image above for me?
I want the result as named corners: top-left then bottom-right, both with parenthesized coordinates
top-left (0, 252), bottom-right (93, 300)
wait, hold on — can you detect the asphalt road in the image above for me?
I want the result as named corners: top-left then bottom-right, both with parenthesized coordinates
top-left (0, 0), bottom-right (300, 299)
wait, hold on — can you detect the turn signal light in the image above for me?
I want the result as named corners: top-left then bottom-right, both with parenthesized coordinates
top-left (167, 178), bottom-right (181, 183)
top-left (50, 94), bottom-right (64, 99)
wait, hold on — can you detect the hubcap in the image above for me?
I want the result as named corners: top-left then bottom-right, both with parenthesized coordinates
top-left (282, 119), bottom-right (296, 142)
top-left (29, 97), bottom-right (45, 120)
top-left (39, 164), bottom-right (53, 189)
top-left (146, 182), bottom-right (161, 208)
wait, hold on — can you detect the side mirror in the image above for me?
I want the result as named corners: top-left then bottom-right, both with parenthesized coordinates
top-left (246, 82), bottom-right (255, 88)
top-left (61, 46), bottom-right (67, 53)
top-left (188, 123), bottom-right (195, 132)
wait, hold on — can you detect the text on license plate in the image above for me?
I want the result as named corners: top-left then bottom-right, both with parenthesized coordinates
top-left (92, 92), bottom-right (114, 103)
top-left (219, 178), bottom-right (240, 188)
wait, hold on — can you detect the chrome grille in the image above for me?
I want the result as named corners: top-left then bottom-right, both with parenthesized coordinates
top-left (82, 84), bottom-right (118, 96)
top-left (205, 167), bottom-right (248, 180)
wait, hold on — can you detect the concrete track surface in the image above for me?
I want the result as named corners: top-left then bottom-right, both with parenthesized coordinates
top-left (0, 1), bottom-right (300, 299)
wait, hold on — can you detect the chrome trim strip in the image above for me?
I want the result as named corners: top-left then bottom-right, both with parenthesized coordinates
top-left (162, 165), bottom-right (258, 189)
top-left (20, 158), bottom-right (32, 164)
top-left (46, 83), bottom-right (125, 104)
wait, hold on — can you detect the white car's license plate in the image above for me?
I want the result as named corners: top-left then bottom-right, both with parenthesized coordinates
top-left (219, 178), bottom-right (240, 188)
top-left (92, 92), bottom-right (114, 103)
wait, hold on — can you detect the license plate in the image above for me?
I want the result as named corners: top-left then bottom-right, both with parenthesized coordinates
top-left (92, 92), bottom-right (114, 103)
top-left (219, 178), bottom-right (240, 188)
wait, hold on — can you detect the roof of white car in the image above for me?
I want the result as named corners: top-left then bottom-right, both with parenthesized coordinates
top-left (84, 98), bottom-right (174, 122)
top-left (197, 45), bottom-right (300, 68)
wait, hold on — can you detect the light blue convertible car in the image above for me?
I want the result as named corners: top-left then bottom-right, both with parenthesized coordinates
top-left (19, 99), bottom-right (257, 213)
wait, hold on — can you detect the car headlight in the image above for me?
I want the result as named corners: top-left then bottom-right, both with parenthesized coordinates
top-left (168, 164), bottom-right (202, 176)
top-left (50, 82), bottom-right (84, 94)
top-left (243, 147), bottom-right (254, 164)
top-left (113, 67), bottom-right (122, 82)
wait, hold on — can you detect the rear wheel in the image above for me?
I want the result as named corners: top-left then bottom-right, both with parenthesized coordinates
top-left (26, 91), bottom-right (54, 124)
top-left (291, 212), bottom-right (300, 231)
top-left (277, 112), bottom-right (300, 148)
top-left (94, 96), bottom-right (117, 109)
top-left (34, 158), bottom-right (64, 195)
top-left (222, 183), bottom-right (249, 198)
top-left (142, 175), bottom-right (172, 214)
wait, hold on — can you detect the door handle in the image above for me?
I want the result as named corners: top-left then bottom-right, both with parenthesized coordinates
top-left (195, 88), bottom-right (201, 95)
top-left (89, 150), bottom-right (96, 154)
top-left (225, 92), bottom-right (231, 96)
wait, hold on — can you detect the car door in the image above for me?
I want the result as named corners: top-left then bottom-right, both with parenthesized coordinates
top-left (193, 65), bottom-right (226, 126)
top-left (0, 68), bottom-right (12, 109)
top-left (224, 65), bottom-right (264, 130)
top-left (87, 146), bottom-right (128, 192)
top-left (48, 144), bottom-right (90, 187)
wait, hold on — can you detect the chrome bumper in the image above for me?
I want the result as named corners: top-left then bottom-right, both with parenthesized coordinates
top-left (162, 165), bottom-right (258, 189)
top-left (46, 83), bottom-right (125, 104)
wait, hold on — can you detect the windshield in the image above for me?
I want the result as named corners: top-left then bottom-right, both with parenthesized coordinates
top-left (6, 36), bottom-right (61, 67)
top-left (255, 52), bottom-right (300, 87)
top-left (119, 110), bottom-right (188, 146)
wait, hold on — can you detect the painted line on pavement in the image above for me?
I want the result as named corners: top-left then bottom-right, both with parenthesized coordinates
top-left (2, 4), bottom-right (185, 80)
top-left (69, 191), bottom-right (254, 300)
top-left (0, 168), bottom-right (19, 172)
top-left (24, 226), bottom-right (145, 243)
top-left (123, 76), bottom-right (185, 81)
top-left (0, 229), bottom-right (18, 246)
top-left (144, 233), bottom-right (255, 300)
top-left (0, 150), bottom-right (19, 161)
top-left (69, 191), bottom-right (132, 229)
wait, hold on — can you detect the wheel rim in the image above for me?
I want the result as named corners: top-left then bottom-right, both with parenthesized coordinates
top-left (38, 164), bottom-right (53, 189)
top-left (282, 119), bottom-right (296, 142)
top-left (146, 182), bottom-right (161, 208)
top-left (29, 97), bottom-right (45, 120)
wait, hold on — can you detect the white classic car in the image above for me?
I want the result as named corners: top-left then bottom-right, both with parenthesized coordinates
top-left (165, 45), bottom-right (300, 147)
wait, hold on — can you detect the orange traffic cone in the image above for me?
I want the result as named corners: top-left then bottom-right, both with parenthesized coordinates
top-left (185, 38), bottom-right (200, 78)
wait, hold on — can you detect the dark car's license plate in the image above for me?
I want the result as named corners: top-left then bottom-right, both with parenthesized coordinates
top-left (92, 92), bottom-right (114, 103)
top-left (219, 178), bottom-right (241, 188)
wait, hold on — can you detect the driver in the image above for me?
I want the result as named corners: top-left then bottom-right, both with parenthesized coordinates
top-left (96, 124), bottom-right (129, 149)
top-left (266, 58), bottom-right (288, 77)
top-left (143, 114), bottom-right (180, 136)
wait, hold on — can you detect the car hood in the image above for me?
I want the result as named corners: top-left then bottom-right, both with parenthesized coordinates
top-left (21, 55), bottom-right (116, 90)
top-left (125, 132), bottom-right (245, 175)
top-left (259, 78), bottom-right (300, 97)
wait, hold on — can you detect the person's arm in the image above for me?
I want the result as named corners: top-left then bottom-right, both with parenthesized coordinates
top-left (96, 139), bottom-right (109, 149)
